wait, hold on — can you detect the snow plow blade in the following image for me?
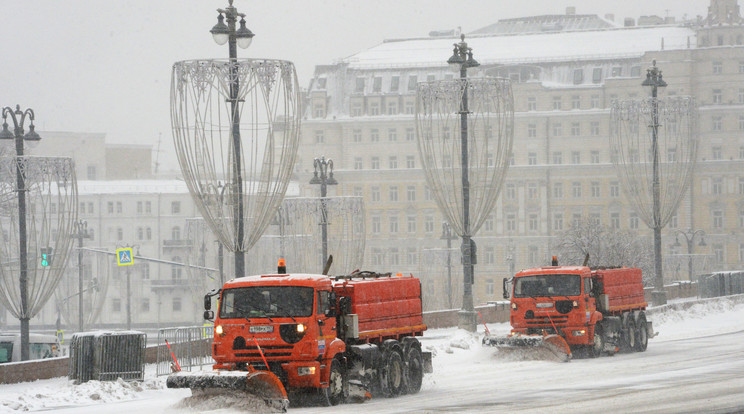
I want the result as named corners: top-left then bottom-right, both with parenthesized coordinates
top-left (167, 369), bottom-right (289, 412)
top-left (483, 333), bottom-right (572, 362)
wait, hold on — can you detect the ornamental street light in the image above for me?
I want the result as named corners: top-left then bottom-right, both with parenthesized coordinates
top-left (673, 228), bottom-right (706, 282)
top-left (0, 104), bottom-right (41, 361)
top-left (72, 220), bottom-right (91, 332)
top-left (449, 35), bottom-right (480, 331)
top-left (309, 156), bottom-right (338, 271)
top-left (210, 0), bottom-right (254, 278)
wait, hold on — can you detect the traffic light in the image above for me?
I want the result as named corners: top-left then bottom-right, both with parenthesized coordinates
top-left (40, 247), bottom-right (53, 267)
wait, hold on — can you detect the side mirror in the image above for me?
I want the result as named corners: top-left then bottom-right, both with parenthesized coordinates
top-left (204, 294), bottom-right (211, 311)
top-left (502, 277), bottom-right (512, 299)
top-left (325, 291), bottom-right (337, 318)
top-left (204, 310), bottom-right (214, 320)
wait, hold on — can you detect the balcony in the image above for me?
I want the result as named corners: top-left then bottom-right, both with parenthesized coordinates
top-left (162, 239), bottom-right (192, 249)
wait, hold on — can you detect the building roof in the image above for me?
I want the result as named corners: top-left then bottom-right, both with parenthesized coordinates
top-left (342, 26), bottom-right (696, 69)
top-left (471, 14), bottom-right (617, 35)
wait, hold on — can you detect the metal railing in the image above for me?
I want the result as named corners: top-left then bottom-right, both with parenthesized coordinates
top-left (156, 325), bottom-right (214, 376)
top-left (69, 331), bottom-right (146, 383)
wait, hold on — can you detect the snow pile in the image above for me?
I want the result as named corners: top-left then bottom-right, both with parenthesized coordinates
top-left (651, 297), bottom-right (744, 341)
top-left (0, 377), bottom-right (164, 412)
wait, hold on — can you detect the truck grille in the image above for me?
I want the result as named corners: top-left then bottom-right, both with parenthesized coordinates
top-left (233, 343), bottom-right (294, 358)
top-left (525, 315), bottom-right (568, 325)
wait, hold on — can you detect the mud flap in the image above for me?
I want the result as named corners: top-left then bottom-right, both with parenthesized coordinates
top-left (483, 333), bottom-right (572, 362)
top-left (347, 379), bottom-right (372, 403)
top-left (167, 369), bottom-right (289, 412)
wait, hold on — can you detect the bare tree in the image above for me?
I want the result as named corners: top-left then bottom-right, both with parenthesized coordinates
top-left (556, 217), bottom-right (654, 285)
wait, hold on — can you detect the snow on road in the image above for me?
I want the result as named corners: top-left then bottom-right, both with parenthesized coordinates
top-left (1, 296), bottom-right (743, 414)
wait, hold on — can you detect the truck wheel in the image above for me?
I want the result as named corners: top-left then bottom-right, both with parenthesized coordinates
top-left (379, 348), bottom-right (404, 397)
top-left (621, 318), bottom-right (637, 353)
top-left (324, 358), bottom-right (346, 406)
top-left (590, 325), bottom-right (603, 358)
top-left (404, 346), bottom-right (424, 394)
top-left (634, 314), bottom-right (648, 352)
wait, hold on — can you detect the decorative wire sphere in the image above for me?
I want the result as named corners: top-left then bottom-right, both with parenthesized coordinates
top-left (0, 157), bottom-right (77, 320)
top-left (610, 96), bottom-right (698, 229)
top-left (248, 196), bottom-right (366, 275)
top-left (171, 58), bottom-right (301, 255)
top-left (54, 249), bottom-right (110, 327)
top-left (419, 248), bottom-right (463, 311)
top-left (415, 78), bottom-right (514, 237)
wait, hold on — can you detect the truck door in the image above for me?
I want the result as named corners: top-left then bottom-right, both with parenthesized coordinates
top-left (317, 290), bottom-right (337, 356)
top-left (583, 277), bottom-right (596, 315)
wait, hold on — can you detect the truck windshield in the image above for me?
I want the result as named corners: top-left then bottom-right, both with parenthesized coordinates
top-left (219, 286), bottom-right (314, 319)
top-left (513, 274), bottom-right (581, 298)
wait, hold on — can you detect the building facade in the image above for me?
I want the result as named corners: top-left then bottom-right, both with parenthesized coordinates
top-left (298, 1), bottom-right (744, 307)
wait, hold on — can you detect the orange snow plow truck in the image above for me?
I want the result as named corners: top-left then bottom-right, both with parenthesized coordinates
top-left (167, 265), bottom-right (432, 412)
top-left (483, 258), bottom-right (655, 361)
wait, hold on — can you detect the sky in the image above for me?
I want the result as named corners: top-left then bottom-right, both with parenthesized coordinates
top-left (0, 0), bottom-right (709, 173)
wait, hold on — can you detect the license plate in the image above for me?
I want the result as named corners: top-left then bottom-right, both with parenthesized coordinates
top-left (249, 325), bottom-right (274, 333)
top-left (536, 302), bottom-right (554, 308)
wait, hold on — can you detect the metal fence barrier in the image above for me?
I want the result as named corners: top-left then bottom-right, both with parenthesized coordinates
top-left (698, 271), bottom-right (744, 298)
top-left (156, 325), bottom-right (214, 377)
top-left (69, 331), bottom-right (146, 383)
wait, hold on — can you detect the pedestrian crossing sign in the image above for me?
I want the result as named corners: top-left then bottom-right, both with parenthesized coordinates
top-left (116, 248), bottom-right (134, 266)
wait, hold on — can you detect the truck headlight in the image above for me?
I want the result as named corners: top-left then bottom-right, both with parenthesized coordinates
top-left (298, 366), bottom-right (316, 376)
top-left (215, 325), bottom-right (224, 336)
top-left (572, 329), bottom-right (586, 337)
top-left (511, 302), bottom-right (517, 310)
top-left (297, 323), bottom-right (306, 333)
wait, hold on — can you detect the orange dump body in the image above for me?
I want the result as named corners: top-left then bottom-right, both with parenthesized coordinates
top-left (593, 267), bottom-right (647, 315)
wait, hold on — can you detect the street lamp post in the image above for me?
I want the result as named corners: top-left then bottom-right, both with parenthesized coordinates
top-left (309, 156), bottom-right (338, 271)
top-left (440, 222), bottom-right (458, 309)
top-left (72, 220), bottom-right (91, 331)
top-left (210, 0), bottom-right (255, 278)
top-left (674, 228), bottom-right (706, 282)
top-left (642, 60), bottom-right (668, 305)
top-left (447, 35), bottom-right (480, 330)
top-left (1, 104), bottom-right (41, 361)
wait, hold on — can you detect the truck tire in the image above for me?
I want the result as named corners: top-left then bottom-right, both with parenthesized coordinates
top-left (620, 317), bottom-right (637, 353)
top-left (324, 358), bottom-right (347, 406)
top-left (634, 314), bottom-right (649, 352)
top-left (403, 345), bottom-right (424, 394)
top-left (379, 346), bottom-right (404, 397)
top-left (590, 325), bottom-right (604, 358)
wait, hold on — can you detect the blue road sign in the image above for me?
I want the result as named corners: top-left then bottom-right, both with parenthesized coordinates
top-left (116, 248), bottom-right (134, 266)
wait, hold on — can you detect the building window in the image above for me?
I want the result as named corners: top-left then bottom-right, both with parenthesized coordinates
top-left (712, 116), bottom-right (723, 131)
top-left (591, 182), bottom-right (600, 198)
top-left (712, 89), bottom-right (722, 104)
top-left (316, 77), bottom-right (327, 89)
top-left (610, 212), bottom-right (620, 229)
top-left (713, 210), bottom-right (723, 228)
top-left (354, 157), bottom-right (362, 170)
top-left (506, 213), bottom-right (516, 232)
top-left (372, 76), bottom-right (382, 92)
top-left (571, 151), bottom-right (581, 164)
top-left (389, 156), bottom-right (398, 169)
top-left (314, 130), bottom-right (324, 143)
top-left (610, 181), bottom-right (620, 197)
top-left (173, 297), bottom-right (182, 312)
top-left (407, 216), bottom-right (416, 233)
top-left (528, 152), bottom-right (537, 165)
top-left (406, 128), bottom-right (415, 141)
top-left (553, 182), bottom-right (563, 198)
top-left (527, 97), bottom-right (537, 111)
top-left (425, 216), bottom-right (434, 233)
top-left (355, 77), bottom-right (365, 93)
top-left (528, 246), bottom-right (539, 264)
top-left (351, 102), bottom-right (362, 116)
top-left (554, 213), bottom-right (563, 231)
top-left (116, 202), bottom-right (123, 214)
top-left (372, 248), bottom-right (383, 265)
top-left (371, 186), bottom-right (380, 202)
top-left (389, 216), bottom-right (399, 234)
top-left (571, 95), bottom-right (580, 109)
top-left (591, 150), bottom-right (600, 164)
top-left (572, 214), bottom-right (582, 228)
top-left (371, 157), bottom-right (380, 169)
top-left (407, 75), bottom-right (418, 91)
top-left (629, 213), bottom-right (639, 229)
top-left (171, 201), bottom-right (180, 214)
top-left (172, 226), bottom-right (181, 240)
top-left (591, 95), bottom-right (600, 108)
top-left (713, 61), bottom-right (722, 74)
top-left (404, 101), bottom-right (415, 114)
top-left (89, 202), bottom-right (96, 214)
top-left (552, 152), bottom-right (562, 165)
top-left (390, 76), bottom-right (400, 92)
top-left (313, 104), bottom-right (324, 118)
top-left (387, 101), bottom-right (397, 115)
top-left (528, 123), bottom-right (537, 137)
top-left (369, 102), bottom-right (380, 115)
top-left (112, 299), bottom-right (121, 312)
top-left (352, 129), bottom-right (362, 142)
top-left (485, 215), bottom-right (494, 232)
top-left (590, 122), bottom-right (600, 136)
top-left (592, 68), bottom-right (602, 84)
top-left (372, 216), bottom-right (381, 234)
top-left (353, 186), bottom-right (363, 197)
top-left (117, 227), bottom-right (123, 241)
top-left (571, 122), bottom-right (580, 136)
top-left (141, 298), bottom-right (150, 313)
top-left (712, 146), bottom-right (722, 161)
top-left (572, 182), bottom-right (582, 198)
top-left (407, 248), bottom-right (417, 265)
top-left (611, 67), bottom-right (622, 77)
top-left (528, 214), bottom-right (538, 231)
top-left (573, 69), bottom-right (583, 85)
top-left (407, 186), bottom-right (416, 201)
top-left (389, 186), bottom-right (398, 202)
top-left (506, 183), bottom-right (516, 200)
top-left (528, 182), bottom-right (538, 199)
top-left (87, 165), bottom-right (97, 180)
top-left (146, 227), bottom-right (152, 240)
top-left (552, 96), bottom-right (562, 110)
top-left (137, 227), bottom-right (144, 240)
top-left (553, 123), bottom-right (562, 137)
top-left (713, 243), bottom-right (724, 263)
top-left (370, 129), bottom-right (379, 142)
top-left (389, 248), bottom-right (400, 265)
top-left (406, 156), bottom-right (415, 169)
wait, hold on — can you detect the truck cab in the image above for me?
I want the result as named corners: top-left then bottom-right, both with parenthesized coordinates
top-left (208, 273), bottom-right (344, 391)
top-left (506, 265), bottom-right (600, 348)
